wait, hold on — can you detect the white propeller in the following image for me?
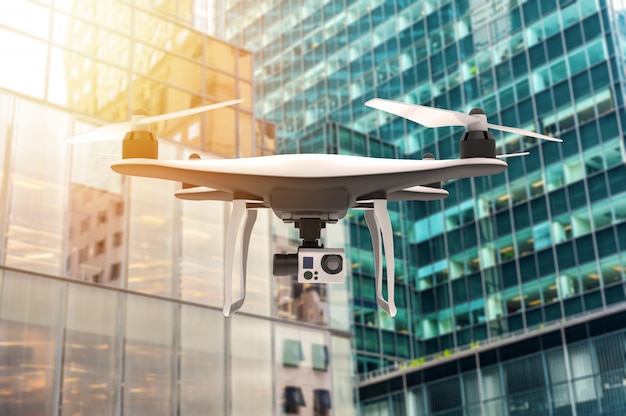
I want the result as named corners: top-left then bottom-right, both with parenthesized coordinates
top-left (138, 99), bottom-right (243, 124)
top-left (496, 152), bottom-right (530, 159)
top-left (66, 121), bottom-right (131, 144)
top-left (66, 99), bottom-right (243, 144)
top-left (365, 98), bottom-right (562, 143)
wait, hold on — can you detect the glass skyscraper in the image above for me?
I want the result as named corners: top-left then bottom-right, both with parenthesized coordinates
top-left (220, 0), bottom-right (626, 413)
top-left (0, 1), bottom-right (354, 415)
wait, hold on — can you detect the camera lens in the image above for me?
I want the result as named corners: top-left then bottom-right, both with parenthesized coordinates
top-left (321, 255), bottom-right (343, 275)
top-left (273, 254), bottom-right (298, 276)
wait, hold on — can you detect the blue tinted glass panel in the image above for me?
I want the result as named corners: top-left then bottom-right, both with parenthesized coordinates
top-left (596, 228), bottom-right (616, 257)
top-left (561, 130), bottom-right (579, 157)
top-left (582, 14), bottom-right (602, 41)
top-left (541, 0), bottom-right (557, 13)
top-left (529, 43), bottom-right (546, 68)
top-left (572, 72), bottom-right (591, 99)
top-left (496, 211), bottom-right (512, 236)
top-left (609, 165), bottom-right (626, 195)
top-left (599, 113), bottom-right (618, 139)
top-left (535, 90), bottom-right (554, 114)
top-left (382, 331), bottom-right (395, 355)
top-left (452, 278), bottom-right (468, 303)
top-left (469, 273), bottom-right (483, 299)
top-left (567, 181), bottom-right (586, 210)
top-left (544, 302), bottom-right (561, 321)
top-left (523, 1), bottom-right (540, 24)
top-left (564, 24), bottom-right (583, 51)
top-left (576, 235), bottom-right (594, 264)
top-left (556, 242), bottom-right (576, 269)
top-left (564, 296), bottom-right (583, 316)
top-left (508, 313), bottom-right (524, 331)
top-left (605, 285), bottom-right (626, 305)
top-left (519, 255), bottom-right (538, 281)
top-left (546, 33), bottom-right (564, 57)
top-left (531, 196), bottom-right (548, 223)
top-left (422, 289), bottom-right (435, 314)
top-left (584, 290), bottom-right (602, 310)
top-left (525, 307), bottom-right (544, 327)
top-left (579, 121), bottom-right (599, 148)
top-left (512, 52), bottom-right (528, 77)
top-left (460, 35), bottom-right (473, 58)
top-left (514, 204), bottom-right (531, 230)
top-left (537, 249), bottom-right (556, 276)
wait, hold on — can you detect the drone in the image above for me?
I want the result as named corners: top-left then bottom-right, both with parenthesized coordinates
top-left (67, 98), bottom-right (561, 317)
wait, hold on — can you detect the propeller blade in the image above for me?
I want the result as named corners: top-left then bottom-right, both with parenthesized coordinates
top-left (487, 123), bottom-right (562, 142)
top-left (496, 152), bottom-right (530, 159)
top-left (94, 153), bottom-right (123, 158)
top-left (365, 98), bottom-right (475, 128)
top-left (65, 99), bottom-right (243, 144)
top-left (137, 98), bottom-right (244, 125)
top-left (65, 121), bottom-right (131, 144)
top-left (367, 99), bottom-right (563, 143)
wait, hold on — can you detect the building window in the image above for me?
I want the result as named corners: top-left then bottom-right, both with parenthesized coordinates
top-left (94, 239), bottom-right (106, 256)
top-left (312, 344), bottom-right (328, 371)
top-left (283, 339), bottom-right (304, 367)
top-left (314, 389), bottom-right (332, 415)
top-left (115, 201), bottom-right (124, 216)
top-left (113, 231), bottom-right (123, 247)
top-left (284, 386), bottom-right (306, 414)
top-left (109, 262), bottom-right (121, 281)
top-left (97, 209), bottom-right (107, 225)
top-left (80, 217), bottom-right (90, 234)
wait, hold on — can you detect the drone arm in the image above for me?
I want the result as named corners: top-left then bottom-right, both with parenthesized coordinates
top-left (223, 199), bottom-right (257, 317)
top-left (364, 199), bottom-right (397, 317)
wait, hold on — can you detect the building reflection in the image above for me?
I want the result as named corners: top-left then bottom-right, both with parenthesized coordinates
top-left (67, 183), bottom-right (124, 284)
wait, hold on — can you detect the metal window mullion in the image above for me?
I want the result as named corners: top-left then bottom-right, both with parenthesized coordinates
top-left (224, 317), bottom-right (232, 416)
top-left (52, 283), bottom-right (68, 416)
top-left (172, 303), bottom-right (181, 416)
top-left (498, 360), bottom-right (510, 416)
top-left (458, 371), bottom-right (467, 414)
top-left (0, 95), bottom-right (16, 265)
top-left (115, 291), bottom-right (127, 416)
top-left (397, 201), bottom-right (415, 358)
top-left (539, 140), bottom-right (568, 319)
top-left (475, 352), bottom-right (486, 416)
top-left (172, 177), bottom-right (182, 416)
top-left (539, 345), bottom-right (555, 414)
top-left (224, 201), bottom-right (232, 416)
top-left (510, 199), bottom-right (526, 335)
top-left (559, 327), bottom-right (578, 416)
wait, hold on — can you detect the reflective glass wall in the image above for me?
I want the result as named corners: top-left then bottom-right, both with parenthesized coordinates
top-left (0, 1), bottom-right (354, 415)
top-left (220, 0), bottom-right (626, 383)
top-left (359, 310), bottom-right (626, 416)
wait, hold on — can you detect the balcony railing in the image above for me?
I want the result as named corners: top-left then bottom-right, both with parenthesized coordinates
top-left (358, 301), bottom-right (626, 385)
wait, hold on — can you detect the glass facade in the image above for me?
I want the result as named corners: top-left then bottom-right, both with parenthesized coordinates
top-left (219, 0), bottom-right (626, 412)
top-left (360, 310), bottom-right (626, 415)
top-left (0, 1), bottom-right (353, 415)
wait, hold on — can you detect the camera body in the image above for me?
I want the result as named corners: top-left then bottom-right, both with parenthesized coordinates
top-left (297, 248), bottom-right (345, 284)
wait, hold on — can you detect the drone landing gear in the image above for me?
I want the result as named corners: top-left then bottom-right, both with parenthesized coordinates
top-left (362, 199), bottom-right (397, 317)
top-left (223, 199), bottom-right (257, 317)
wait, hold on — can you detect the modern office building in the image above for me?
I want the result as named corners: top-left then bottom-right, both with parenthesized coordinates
top-left (219, 0), bottom-right (626, 413)
top-left (0, 1), bottom-right (354, 415)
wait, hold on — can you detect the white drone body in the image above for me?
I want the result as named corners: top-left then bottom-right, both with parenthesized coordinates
top-left (68, 98), bottom-right (561, 317)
